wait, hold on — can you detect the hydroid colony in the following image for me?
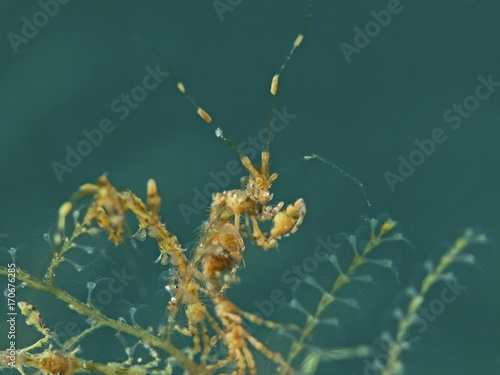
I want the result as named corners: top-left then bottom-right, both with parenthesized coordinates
top-left (0, 194), bottom-right (485, 375)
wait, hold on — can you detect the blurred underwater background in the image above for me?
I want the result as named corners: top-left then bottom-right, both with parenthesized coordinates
top-left (0, 1), bottom-right (499, 374)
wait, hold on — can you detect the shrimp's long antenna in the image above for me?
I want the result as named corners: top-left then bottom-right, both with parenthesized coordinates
top-left (304, 154), bottom-right (371, 206)
top-left (149, 44), bottom-right (244, 160)
top-left (266, 0), bottom-right (315, 153)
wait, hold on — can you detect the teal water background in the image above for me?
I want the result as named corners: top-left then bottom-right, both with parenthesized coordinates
top-left (1, 1), bottom-right (499, 374)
